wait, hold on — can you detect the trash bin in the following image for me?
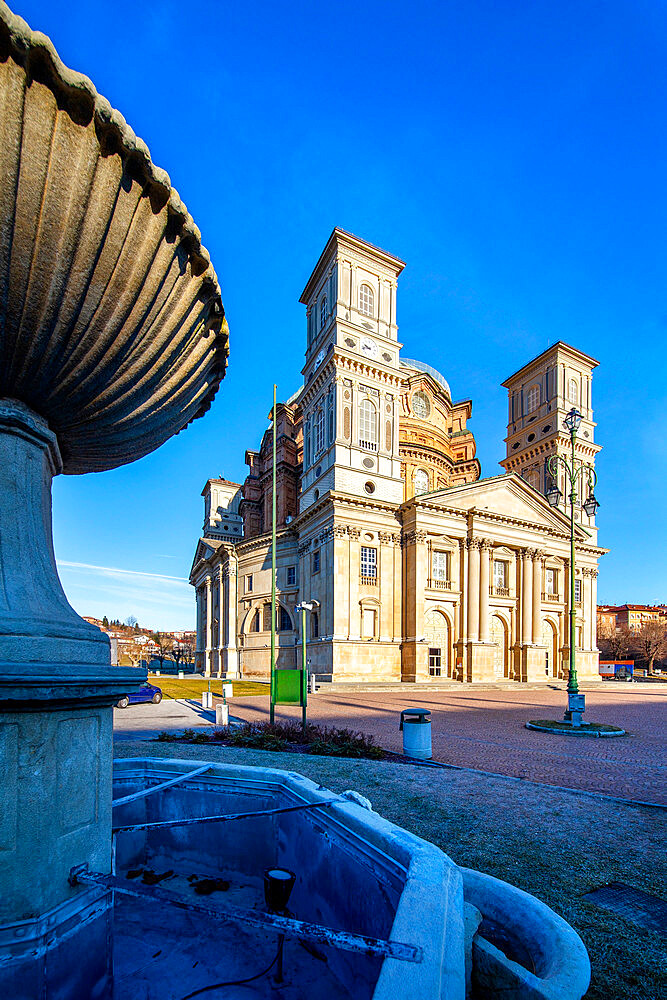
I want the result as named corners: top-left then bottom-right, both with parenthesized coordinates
top-left (400, 708), bottom-right (432, 759)
top-left (201, 691), bottom-right (213, 709)
top-left (222, 682), bottom-right (233, 699)
top-left (216, 702), bottom-right (229, 726)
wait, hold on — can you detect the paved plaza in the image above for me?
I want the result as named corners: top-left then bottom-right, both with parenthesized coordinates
top-left (113, 684), bottom-right (667, 805)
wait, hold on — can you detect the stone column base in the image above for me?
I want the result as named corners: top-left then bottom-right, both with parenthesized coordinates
top-left (467, 642), bottom-right (500, 683)
top-left (220, 648), bottom-right (239, 678)
top-left (0, 885), bottom-right (112, 1000)
top-left (525, 644), bottom-right (549, 682)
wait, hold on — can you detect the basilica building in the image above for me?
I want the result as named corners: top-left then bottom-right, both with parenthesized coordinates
top-left (190, 229), bottom-right (605, 685)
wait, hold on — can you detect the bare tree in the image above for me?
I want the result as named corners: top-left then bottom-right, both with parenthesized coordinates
top-left (631, 620), bottom-right (667, 675)
top-left (151, 632), bottom-right (174, 670)
top-left (598, 623), bottom-right (632, 661)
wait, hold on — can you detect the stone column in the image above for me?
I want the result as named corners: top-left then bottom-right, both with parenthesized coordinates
top-left (221, 558), bottom-right (239, 678)
top-left (204, 574), bottom-right (213, 677)
top-left (467, 539), bottom-right (480, 642)
top-left (216, 563), bottom-right (225, 677)
top-left (348, 527), bottom-right (361, 640)
top-left (332, 527), bottom-right (347, 639)
top-left (532, 550), bottom-right (544, 644)
top-left (521, 550), bottom-right (533, 646)
top-left (590, 569), bottom-right (599, 650)
top-left (195, 587), bottom-right (203, 662)
top-left (479, 540), bottom-right (491, 643)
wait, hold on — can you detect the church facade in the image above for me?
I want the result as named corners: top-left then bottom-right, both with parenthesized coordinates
top-left (190, 229), bottom-right (605, 685)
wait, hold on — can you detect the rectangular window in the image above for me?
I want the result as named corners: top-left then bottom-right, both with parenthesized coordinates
top-left (429, 648), bottom-right (441, 676)
top-left (360, 546), bottom-right (377, 582)
top-left (432, 551), bottom-right (449, 581)
top-left (545, 568), bottom-right (556, 595)
top-left (262, 604), bottom-right (272, 631)
top-left (312, 549), bottom-right (320, 573)
top-left (286, 566), bottom-right (296, 587)
top-left (574, 579), bottom-right (582, 602)
top-left (493, 560), bottom-right (507, 589)
top-left (245, 574), bottom-right (253, 593)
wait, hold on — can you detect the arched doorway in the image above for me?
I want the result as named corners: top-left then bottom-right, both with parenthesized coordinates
top-left (491, 615), bottom-right (508, 679)
top-left (424, 609), bottom-right (451, 678)
top-left (542, 619), bottom-right (558, 678)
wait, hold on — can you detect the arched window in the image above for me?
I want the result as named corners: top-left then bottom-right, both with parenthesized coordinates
top-left (359, 399), bottom-right (377, 450)
top-left (568, 378), bottom-right (578, 404)
top-left (412, 391), bottom-right (430, 418)
top-left (525, 469), bottom-right (539, 490)
top-left (278, 606), bottom-right (292, 632)
top-left (250, 609), bottom-right (261, 633)
top-left (314, 408), bottom-right (325, 455)
top-left (414, 468), bottom-right (429, 495)
top-left (320, 297), bottom-right (327, 330)
top-left (525, 384), bottom-right (540, 413)
top-left (359, 283), bottom-right (374, 317)
top-left (311, 611), bottom-right (319, 639)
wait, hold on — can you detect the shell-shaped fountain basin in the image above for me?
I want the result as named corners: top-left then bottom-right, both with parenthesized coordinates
top-left (0, 3), bottom-right (228, 474)
top-left (112, 758), bottom-right (467, 1000)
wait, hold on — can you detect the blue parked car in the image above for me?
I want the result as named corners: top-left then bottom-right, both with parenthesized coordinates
top-left (116, 682), bottom-right (162, 709)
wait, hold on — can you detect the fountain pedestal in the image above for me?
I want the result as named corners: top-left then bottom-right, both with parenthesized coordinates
top-left (0, 402), bottom-right (144, 998)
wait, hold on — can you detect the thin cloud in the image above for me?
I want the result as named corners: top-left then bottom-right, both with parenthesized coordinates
top-left (56, 560), bottom-right (195, 630)
top-left (57, 561), bottom-right (188, 584)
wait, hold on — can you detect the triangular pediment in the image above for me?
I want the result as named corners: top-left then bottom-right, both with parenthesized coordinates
top-left (189, 537), bottom-right (224, 580)
top-left (418, 474), bottom-right (591, 540)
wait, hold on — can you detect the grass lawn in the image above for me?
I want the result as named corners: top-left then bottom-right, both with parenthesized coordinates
top-left (114, 741), bottom-right (667, 1000)
top-left (148, 675), bottom-right (267, 700)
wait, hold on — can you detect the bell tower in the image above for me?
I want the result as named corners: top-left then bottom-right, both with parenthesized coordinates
top-left (298, 229), bottom-right (406, 511)
top-left (500, 342), bottom-right (601, 528)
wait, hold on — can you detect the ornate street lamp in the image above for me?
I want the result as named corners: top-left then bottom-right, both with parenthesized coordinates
top-left (546, 408), bottom-right (600, 725)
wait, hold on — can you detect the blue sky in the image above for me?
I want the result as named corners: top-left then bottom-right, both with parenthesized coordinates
top-left (16, 0), bottom-right (666, 629)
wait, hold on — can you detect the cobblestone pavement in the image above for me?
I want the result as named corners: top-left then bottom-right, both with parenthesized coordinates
top-left (221, 686), bottom-right (667, 804)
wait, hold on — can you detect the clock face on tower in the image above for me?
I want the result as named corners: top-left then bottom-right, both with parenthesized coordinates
top-left (360, 336), bottom-right (378, 359)
top-left (314, 349), bottom-right (326, 369)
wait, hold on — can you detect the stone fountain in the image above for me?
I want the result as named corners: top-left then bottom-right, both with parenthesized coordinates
top-left (0, 3), bottom-right (228, 995)
top-left (0, 6), bottom-right (594, 999)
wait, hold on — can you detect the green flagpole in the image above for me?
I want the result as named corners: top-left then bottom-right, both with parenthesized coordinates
top-left (270, 384), bottom-right (277, 724)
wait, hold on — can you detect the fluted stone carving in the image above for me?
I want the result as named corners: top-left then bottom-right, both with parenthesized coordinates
top-left (0, 3), bottom-right (228, 474)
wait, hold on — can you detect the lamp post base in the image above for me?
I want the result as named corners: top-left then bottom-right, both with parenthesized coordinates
top-left (564, 692), bottom-right (586, 727)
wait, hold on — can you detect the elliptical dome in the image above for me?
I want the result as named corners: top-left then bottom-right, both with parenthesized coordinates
top-left (401, 359), bottom-right (451, 401)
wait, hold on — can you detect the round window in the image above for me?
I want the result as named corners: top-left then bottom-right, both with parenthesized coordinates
top-left (412, 391), bottom-right (430, 418)
top-left (364, 482), bottom-right (375, 494)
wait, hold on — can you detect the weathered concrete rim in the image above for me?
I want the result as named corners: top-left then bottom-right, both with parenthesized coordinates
top-left (461, 867), bottom-right (591, 1000)
top-left (525, 721), bottom-right (626, 738)
top-left (0, 0), bottom-right (219, 292)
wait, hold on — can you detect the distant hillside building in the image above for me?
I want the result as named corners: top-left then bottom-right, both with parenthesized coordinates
top-left (598, 604), bottom-right (667, 632)
top-left (191, 229), bottom-right (606, 685)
